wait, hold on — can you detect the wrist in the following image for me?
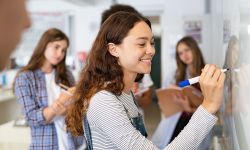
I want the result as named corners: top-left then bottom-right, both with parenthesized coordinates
top-left (201, 100), bottom-right (217, 114)
top-left (49, 105), bottom-right (57, 116)
top-left (42, 106), bottom-right (56, 123)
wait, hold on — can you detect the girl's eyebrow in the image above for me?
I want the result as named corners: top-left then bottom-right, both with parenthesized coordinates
top-left (136, 36), bottom-right (155, 40)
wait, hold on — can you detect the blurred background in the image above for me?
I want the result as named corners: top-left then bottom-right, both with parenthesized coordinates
top-left (0, 0), bottom-right (250, 149)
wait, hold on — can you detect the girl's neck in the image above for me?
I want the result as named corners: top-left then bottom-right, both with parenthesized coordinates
top-left (41, 62), bottom-right (53, 73)
top-left (187, 65), bottom-right (194, 74)
top-left (123, 71), bottom-right (137, 94)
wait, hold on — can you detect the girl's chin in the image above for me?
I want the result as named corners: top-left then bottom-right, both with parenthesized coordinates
top-left (51, 61), bottom-right (61, 66)
top-left (139, 69), bottom-right (151, 74)
top-left (185, 60), bottom-right (192, 65)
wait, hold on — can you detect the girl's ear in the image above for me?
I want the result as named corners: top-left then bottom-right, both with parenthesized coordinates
top-left (107, 43), bottom-right (119, 57)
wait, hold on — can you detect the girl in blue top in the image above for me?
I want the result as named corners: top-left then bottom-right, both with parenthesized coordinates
top-left (14, 28), bottom-right (83, 150)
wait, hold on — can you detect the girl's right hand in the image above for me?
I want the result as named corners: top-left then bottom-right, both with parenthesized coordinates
top-left (58, 87), bottom-right (75, 106)
top-left (51, 87), bottom-right (75, 116)
top-left (199, 64), bottom-right (226, 114)
top-left (51, 100), bottom-right (67, 116)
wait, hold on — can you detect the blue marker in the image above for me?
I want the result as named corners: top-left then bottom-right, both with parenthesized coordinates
top-left (178, 69), bottom-right (229, 87)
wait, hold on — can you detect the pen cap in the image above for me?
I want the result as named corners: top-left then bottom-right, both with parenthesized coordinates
top-left (178, 80), bottom-right (190, 87)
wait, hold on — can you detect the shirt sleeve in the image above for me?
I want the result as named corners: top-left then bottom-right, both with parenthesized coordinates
top-left (87, 91), bottom-right (159, 150)
top-left (88, 91), bottom-right (217, 150)
top-left (14, 72), bottom-right (47, 126)
top-left (164, 105), bottom-right (218, 150)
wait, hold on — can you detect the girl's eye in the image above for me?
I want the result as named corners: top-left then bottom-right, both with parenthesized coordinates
top-left (151, 41), bottom-right (155, 46)
top-left (62, 49), bottom-right (66, 53)
top-left (139, 43), bottom-right (146, 47)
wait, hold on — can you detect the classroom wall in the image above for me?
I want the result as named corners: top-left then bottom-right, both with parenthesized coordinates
top-left (160, 0), bottom-right (209, 87)
top-left (16, 0), bottom-right (210, 85)
top-left (26, 0), bottom-right (106, 54)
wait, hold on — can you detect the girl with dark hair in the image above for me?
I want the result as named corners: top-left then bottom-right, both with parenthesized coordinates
top-left (66, 12), bottom-right (225, 150)
top-left (14, 28), bottom-right (83, 149)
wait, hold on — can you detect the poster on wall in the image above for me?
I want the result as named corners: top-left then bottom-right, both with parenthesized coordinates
top-left (184, 20), bottom-right (202, 43)
top-left (13, 12), bottom-right (70, 66)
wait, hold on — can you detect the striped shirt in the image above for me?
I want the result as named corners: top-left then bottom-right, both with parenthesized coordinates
top-left (87, 90), bottom-right (217, 150)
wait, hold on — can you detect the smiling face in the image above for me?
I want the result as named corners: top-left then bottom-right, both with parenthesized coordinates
top-left (43, 40), bottom-right (68, 67)
top-left (177, 43), bottom-right (194, 65)
top-left (115, 21), bottom-right (155, 75)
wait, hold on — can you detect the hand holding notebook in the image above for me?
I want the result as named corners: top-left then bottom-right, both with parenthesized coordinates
top-left (156, 85), bottom-right (203, 117)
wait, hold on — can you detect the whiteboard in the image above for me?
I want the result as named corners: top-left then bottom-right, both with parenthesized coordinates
top-left (218, 0), bottom-right (250, 149)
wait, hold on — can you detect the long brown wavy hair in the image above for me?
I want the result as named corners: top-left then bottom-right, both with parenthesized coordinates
top-left (66, 12), bottom-right (151, 136)
top-left (101, 4), bottom-right (144, 82)
top-left (175, 36), bottom-right (205, 84)
top-left (16, 28), bottom-right (71, 86)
